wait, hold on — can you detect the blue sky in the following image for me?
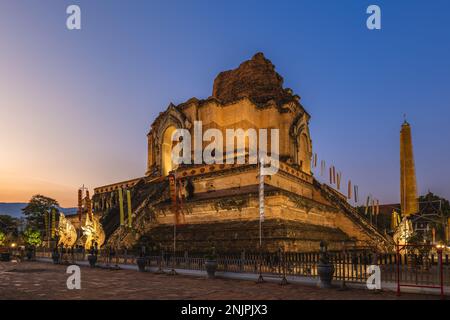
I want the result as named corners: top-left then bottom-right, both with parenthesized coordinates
top-left (0, 0), bottom-right (449, 206)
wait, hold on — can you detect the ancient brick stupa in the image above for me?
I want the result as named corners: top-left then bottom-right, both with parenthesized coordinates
top-left (86, 53), bottom-right (391, 253)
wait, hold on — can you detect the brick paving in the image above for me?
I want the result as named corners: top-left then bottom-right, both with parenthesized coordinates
top-left (0, 261), bottom-right (440, 300)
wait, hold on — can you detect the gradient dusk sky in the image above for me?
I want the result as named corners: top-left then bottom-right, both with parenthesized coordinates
top-left (0, 0), bottom-right (449, 207)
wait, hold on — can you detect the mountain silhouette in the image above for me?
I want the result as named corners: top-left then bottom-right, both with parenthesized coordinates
top-left (0, 202), bottom-right (77, 218)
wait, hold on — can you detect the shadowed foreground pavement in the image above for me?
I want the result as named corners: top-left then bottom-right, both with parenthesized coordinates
top-left (0, 261), bottom-right (440, 300)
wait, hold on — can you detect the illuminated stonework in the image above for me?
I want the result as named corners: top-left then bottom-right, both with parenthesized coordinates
top-left (82, 213), bottom-right (105, 249)
top-left (162, 125), bottom-right (177, 176)
top-left (400, 121), bottom-right (419, 217)
top-left (57, 213), bottom-right (77, 248)
top-left (92, 53), bottom-right (392, 252)
top-left (393, 217), bottom-right (414, 246)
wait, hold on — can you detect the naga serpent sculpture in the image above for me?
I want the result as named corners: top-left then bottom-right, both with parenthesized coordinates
top-left (57, 213), bottom-right (77, 248)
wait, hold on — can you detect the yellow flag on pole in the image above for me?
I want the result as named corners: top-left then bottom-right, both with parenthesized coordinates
top-left (51, 208), bottom-right (56, 238)
top-left (332, 166), bottom-right (336, 184)
top-left (126, 190), bottom-right (132, 228)
top-left (347, 180), bottom-right (352, 199)
top-left (118, 188), bottom-right (124, 226)
top-left (336, 172), bottom-right (341, 190)
top-left (365, 196), bottom-right (370, 215)
top-left (446, 217), bottom-right (450, 243)
top-left (329, 167), bottom-right (332, 184)
top-left (44, 211), bottom-right (49, 236)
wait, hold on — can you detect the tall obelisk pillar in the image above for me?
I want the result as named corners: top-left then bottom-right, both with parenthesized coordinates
top-left (400, 120), bottom-right (418, 217)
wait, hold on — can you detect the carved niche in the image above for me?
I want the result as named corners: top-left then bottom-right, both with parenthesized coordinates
top-left (289, 112), bottom-right (312, 174)
top-left (146, 103), bottom-right (192, 176)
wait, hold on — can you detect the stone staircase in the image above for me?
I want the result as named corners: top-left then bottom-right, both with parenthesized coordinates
top-left (101, 179), bottom-right (169, 248)
top-left (316, 180), bottom-right (394, 252)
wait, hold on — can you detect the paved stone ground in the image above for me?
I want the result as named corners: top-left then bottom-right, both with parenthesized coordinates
top-left (0, 261), bottom-right (440, 300)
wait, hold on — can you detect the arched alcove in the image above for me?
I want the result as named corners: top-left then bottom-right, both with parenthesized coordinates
top-left (298, 133), bottom-right (311, 173)
top-left (161, 126), bottom-right (177, 177)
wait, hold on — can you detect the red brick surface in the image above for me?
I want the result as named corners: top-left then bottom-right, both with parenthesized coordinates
top-left (0, 261), bottom-right (439, 300)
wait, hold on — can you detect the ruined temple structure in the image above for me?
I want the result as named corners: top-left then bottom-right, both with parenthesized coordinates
top-left (91, 53), bottom-right (392, 253)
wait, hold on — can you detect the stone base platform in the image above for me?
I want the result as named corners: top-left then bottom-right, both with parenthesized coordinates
top-left (138, 218), bottom-right (352, 253)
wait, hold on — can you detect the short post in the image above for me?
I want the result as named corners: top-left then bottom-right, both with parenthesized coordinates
top-left (256, 246), bottom-right (265, 284)
top-left (317, 241), bottom-right (335, 288)
top-left (438, 248), bottom-right (444, 300)
top-left (136, 246), bottom-right (147, 272)
top-left (396, 245), bottom-right (401, 296)
top-left (155, 249), bottom-right (165, 274)
top-left (280, 248), bottom-right (288, 286)
top-left (256, 158), bottom-right (265, 284)
top-left (167, 225), bottom-right (178, 276)
top-left (370, 250), bottom-right (381, 294)
top-left (338, 241), bottom-right (348, 291)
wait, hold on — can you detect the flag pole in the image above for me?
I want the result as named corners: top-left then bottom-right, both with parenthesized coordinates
top-left (171, 220), bottom-right (176, 274)
top-left (257, 157), bottom-right (265, 283)
top-left (168, 171), bottom-right (178, 275)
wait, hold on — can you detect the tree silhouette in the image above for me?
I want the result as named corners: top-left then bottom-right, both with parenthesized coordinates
top-left (22, 194), bottom-right (59, 232)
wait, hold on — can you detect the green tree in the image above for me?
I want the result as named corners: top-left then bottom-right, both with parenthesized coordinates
top-left (418, 192), bottom-right (450, 216)
top-left (22, 195), bottom-right (59, 231)
top-left (23, 228), bottom-right (42, 247)
top-left (0, 215), bottom-right (20, 236)
top-left (418, 192), bottom-right (450, 242)
top-left (0, 231), bottom-right (6, 246)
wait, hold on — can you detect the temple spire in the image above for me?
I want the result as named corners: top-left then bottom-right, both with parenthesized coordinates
top-left (400, 120), bottom-right (418, 217)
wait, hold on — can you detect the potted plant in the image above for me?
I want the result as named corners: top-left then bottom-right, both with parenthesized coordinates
top-left (87, 243), bottom-right (98, 268)
top-left (0, 252), bottom-right (10, 262)
top-left (0, 246), bottom-right (10, 262)
top-left (317, 241), bottom-right (335, 288)
top-left (136, 246), bottom-right (147, 272)
top-left (51, 248), bottom-right (60, 264)
top-left (88, 253), bottom-right (97, 267)
top-left (204, 246), bottom-right (218, 279)
top-left (25, 246), bottom-right (34, 260)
